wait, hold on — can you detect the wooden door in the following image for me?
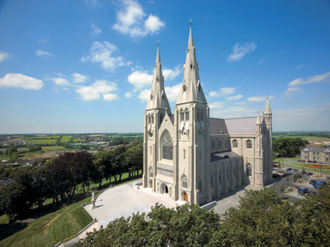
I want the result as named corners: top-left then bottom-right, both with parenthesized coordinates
top-left (184, 192), bottom-right (188, 202)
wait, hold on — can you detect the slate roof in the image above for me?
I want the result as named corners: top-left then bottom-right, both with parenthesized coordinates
top-left (210, 117), bottom-right (257, 135)
top-left (211, 151), bottom-right (240, 162)
top-left (168, 114), bottom-right (174, 124)
top-left (302, 146), bottom-right (330, 152)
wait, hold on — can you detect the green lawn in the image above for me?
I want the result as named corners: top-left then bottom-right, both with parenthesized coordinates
top-left (0, 197), bottom-right (93, 247)
top-left (288, 162), bottom-right (330, 174)
top-left (26, 139), bottom-right (59, 145)
top-left (273, 135), bottom-right (330, 141)
top-left (0, 154), bottom-right (10, 161)
top-left (59, 136), bottom-right (72, 143)
top-left (72, 138), bottom-right (85, 143)
top-left (0, 214), bottom-right (9, 225)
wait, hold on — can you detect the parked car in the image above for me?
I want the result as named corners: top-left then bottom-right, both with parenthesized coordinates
top-left (313, 181), bottom-right (326, 189)
top-left (319, 161), bottom-right (323, 164)
top-left (286, 168), bottom-right (292, 171)
top-left (301, 160), bottom-right (305, 162)
top-left (292, 168), bottom-right (298, 172)
top-left (308, 160), bottom-right (312, 163)
top-left (305, 172), bottom-right (313, 175)
top-left (313, 161), bottom-right (317, 163)
top-left (308, 191), bottom-right (317, 195)
top-left (298, 187), bottom-right (309, 195)
top-left (309, 180), bottom-right (317, 185)
top-left (297, 160), bottom-right (301, 162)
top-left (272, 174), bottom-right (280, 178)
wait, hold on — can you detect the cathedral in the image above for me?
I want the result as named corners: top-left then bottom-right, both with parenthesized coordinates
top-left (142, 25), bottom-right (273, 205)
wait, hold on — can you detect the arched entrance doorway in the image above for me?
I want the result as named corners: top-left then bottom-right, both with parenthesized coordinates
top-left (165, 185), bottom-right (168, 193)
top-left (150, 180), bottom-right (153, 188)
top-left (183, 192), bottom-right (188, 202)
top-left (161, 183), bottom-right (169, 194)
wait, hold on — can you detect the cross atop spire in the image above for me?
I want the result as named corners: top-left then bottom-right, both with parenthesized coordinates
top-left (146, 43), bottom-right (171, 111)
top-left (176, 23), bottom-right (207, 105)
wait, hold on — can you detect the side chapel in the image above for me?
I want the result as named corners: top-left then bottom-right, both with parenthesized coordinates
top-left (142, 25), bottom-right (273, 205)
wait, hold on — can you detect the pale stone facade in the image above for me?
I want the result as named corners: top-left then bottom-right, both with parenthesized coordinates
top-left (301, 146), bottom-right (330, 164)
top-left (142, 26), bottom-right (273, 205)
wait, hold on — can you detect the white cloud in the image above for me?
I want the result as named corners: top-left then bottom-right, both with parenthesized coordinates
top-left (209, 87), bottom-right (236, 97)
top-left (0, 51), bottom-right (10, 62)
top-left (103, 93), bottom-right (119, 101)
top-left (125, 92), bottom-right (133, 98)
top-left (90, 23), bottom-right (102, 37)
top-left (163, 66), bottom-right (181, 81)
top-left (227, 42), bottom-right (256, 62)
top-left (0, 73), bottom-right (44, 90)
top-left (81, 41), bottom-right (131, 72)
top-left (209, 102), bottom-right (225, 109)
top-left (227, 95), bottom-right (242, 101)
top-left (72, 73), bottom-right (88, 83)
top-left (128, 70), bottom-right (153, 92)
top-left (112, 0), bottom-right (165, 38)
top-left (259, 58), bottom-right (267, 64)
top-left (138, 88), bottom-right (151, 101)
top-left (247, 96), bottom-right (274, 102)
top-left (47, 77), bottom-right (70, 86)
top-left (284, 87), bottom-right (303, 97)
top-left (274, 103), bottom-right (330, 131)
top-left (165, 83), bottom-right (181, 102)
top-left (76, 80), bottom-right (118, 101)
top-left (36, 50), bottom-right (53, 57)
top-left (144, 14), bottom-right (165, 34)
top-left (288, 71), bottom-right (330, 87)
top-left (296, 64), bottom-right (304, 69)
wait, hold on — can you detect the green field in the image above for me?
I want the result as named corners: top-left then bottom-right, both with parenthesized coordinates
top-left (26, 139), bottom-right (59, 145)
top-left (0, 154), bottom-right (10, 161)
top-left (273, 135), bottom-right (330, 141)
top-left (0, 197), bottom-right (93, 247)
top-left (19, 146), bottom-right (74, 160)
top-left (59, 136), bottom-right (72, 143)
top-left (72, 138), bottom-right (85, 143)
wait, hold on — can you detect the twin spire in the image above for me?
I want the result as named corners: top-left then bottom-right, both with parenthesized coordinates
top-left (146, 23), bottom-right (207, 111)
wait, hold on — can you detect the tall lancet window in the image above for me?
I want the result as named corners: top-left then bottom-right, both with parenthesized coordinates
top-left (197, 109), bottom-right (200, 121)
top-left (185, 108), bottom-right (189, 121)
top-left (161, 130), bottom-right (173, 160)
top-left (151, 114), bottom-right (154, 124)
top-left (180, 109), bottom-right (184, 122)
top-left (200, 109), bottom-right (203, 121)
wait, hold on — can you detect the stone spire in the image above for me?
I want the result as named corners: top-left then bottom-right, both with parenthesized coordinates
top-left (176, 23), bottom-right (207, 105)
top-left (265, 97), bottom-right (272, 114)
top-left (146, 43), bottom-right (171, 111)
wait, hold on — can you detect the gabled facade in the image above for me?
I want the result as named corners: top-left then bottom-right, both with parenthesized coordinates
top-left (301, 146), bottom-right (330, 164)
top-left (142, 25), bottom-right (273, 205)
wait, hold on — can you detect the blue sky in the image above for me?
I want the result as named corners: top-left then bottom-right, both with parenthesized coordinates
top-left (0, 0), bottom-right (330, 134)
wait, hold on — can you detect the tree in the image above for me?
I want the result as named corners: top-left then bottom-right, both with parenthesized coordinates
top-left (273, 137), bottom-right (308, 158)
top-left (76, 203), bottom-right (225, 247)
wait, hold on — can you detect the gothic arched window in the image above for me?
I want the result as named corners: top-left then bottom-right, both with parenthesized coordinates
top-left (233, 139), bottom-right (238, 148)
top-left (161, 130), bottom-right (173, 160)
top-left (246, 140), bottom-right (252, 149)
top-left (185, 108), bottom-right (189, 121)
top-left (200, 109), bottom-right (203, 121)
top-left (149, 167), bottom-right (153, 178)
top-left (180, 109), bottom-right (184, 122)
top-left (218, 140), bottom-right (222, 149)
top-left (182, 174), bottom-right (188, 189)
top-left (211, 140), bottom-right (215, 150)
top-left (246, 163), bottom-right (252, 176)
top-left (197, 109), bottom-right (200, 121)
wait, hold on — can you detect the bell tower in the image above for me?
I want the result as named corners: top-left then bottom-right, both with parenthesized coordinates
top-left (143, 43), bottom-right (171, 190)
top-left (174, 23), bottom-right (211, 204)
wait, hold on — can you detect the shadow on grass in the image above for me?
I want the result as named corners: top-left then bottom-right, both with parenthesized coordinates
top-left (0, 222), bottom-right (27, 241)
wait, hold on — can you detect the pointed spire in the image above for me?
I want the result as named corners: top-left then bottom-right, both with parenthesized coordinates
top-left (146, 43), bottom-right (171, 111)
top-left (176, 22), bottom-right (207, 105)
top-left (265, 97), bottom-right (272, 114)
top-left (257, 111), bottom-right (261, 125)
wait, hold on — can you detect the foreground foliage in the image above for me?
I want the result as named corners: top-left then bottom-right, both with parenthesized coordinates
top-left (76, 185), bottom-right (330, 247)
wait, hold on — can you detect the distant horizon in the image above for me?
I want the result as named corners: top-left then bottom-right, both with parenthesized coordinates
top-left (1, 1), bottom-right (329, 133)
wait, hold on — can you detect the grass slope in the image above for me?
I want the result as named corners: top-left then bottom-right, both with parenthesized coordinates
top-left (0, 197), bottom-right (92, 247)
top-left (59, 136), bottom-right (72, 143)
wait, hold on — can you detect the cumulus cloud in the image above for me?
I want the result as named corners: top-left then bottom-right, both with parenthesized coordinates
top-left (76, 80), bottom-right (118, 101)
top-left (0, 73), bottom-right (44, 90)
top-left (288, 71), bottom-right (330, 87)
top-left (163, 66), bottom-right (181, 81)
top-left (125, 92), bottom-right (133, 98)
top-left (36, 50), bottom-right (53, 57)
top-left (81, 41), bottom-right (131, 72)
top-left (138, 88), bottom-right (151, 101)
top-left (284, 87), bottom-right (303, 97)
top-left (165, 83), bottom-right (181, 102)
top-left (0, 51), bottom-right (10, 62)
top-left (128, 70), bottom-right (153, 92)
top-left (227, 42), bottom-right (256, 62)
top-left (209, 87), bottom-right (236, 97)
top-left (227, 95), bottom-right (242, 101)
top-left (46, 77), bottom-right (70, 86)
top-left (247, 96), bottom-right (274, 102)
top-left (112, 0), bottom-right (165, 38)
top-left (72, 73), bottom-right (88, 83)
top-left (209, 102), bottom-right (225, 109)
top-left (90, 23), bottom-right (102, 37)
